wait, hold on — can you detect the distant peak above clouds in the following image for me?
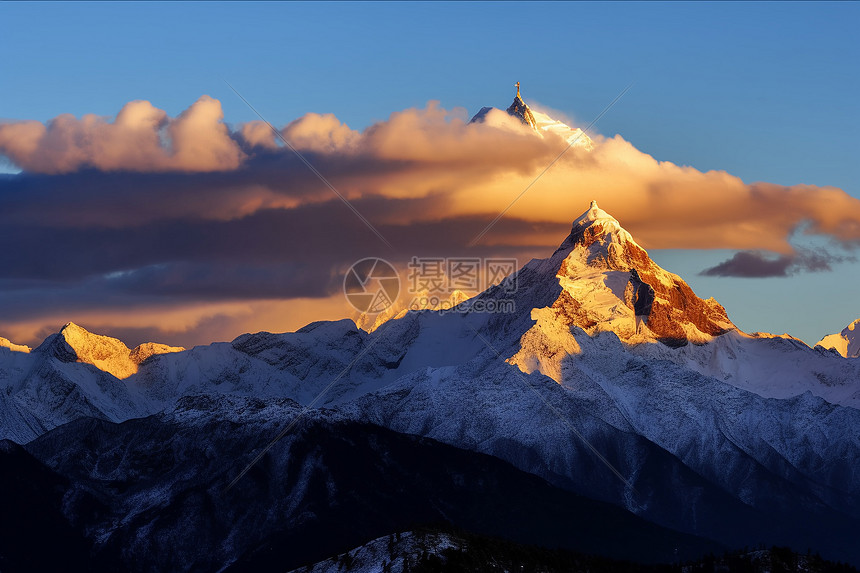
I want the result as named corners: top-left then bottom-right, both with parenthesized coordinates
top-left (469, 82), bottom-right (593, 149)
top-left (505, 83), bottom-right (539, 131)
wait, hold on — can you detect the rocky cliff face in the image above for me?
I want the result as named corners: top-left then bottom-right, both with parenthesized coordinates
top-left (506, 91), bottom-right (539, 131)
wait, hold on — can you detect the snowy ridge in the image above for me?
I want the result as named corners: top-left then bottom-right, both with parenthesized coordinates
top-left (0, 337), bottom-right (30, 353)
top-left (630, 328), bottom-right (860, 406)
top-left (817, 318), bottom-right (860, 358)
top-left (36, 322), bottom-right (184, 379)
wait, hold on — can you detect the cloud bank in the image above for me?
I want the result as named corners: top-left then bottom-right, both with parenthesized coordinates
top-left (1, 96), bottom-right (859, 346)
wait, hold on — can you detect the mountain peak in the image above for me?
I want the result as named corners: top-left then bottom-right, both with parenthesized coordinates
top-left (506, 82), bottom-right (539, 131)
top-left (816, 318), bottom-right (860, 358)
top-left (513, 202), bottom-right (735, 358)
top-left (36, 322), bottom-right (184, 379)
top-left (60, 321), bottom-right (89, 339)
top-left (553, 201), bottom-right (640, 261)
top-left (572, 200), bottom-right (621, 229)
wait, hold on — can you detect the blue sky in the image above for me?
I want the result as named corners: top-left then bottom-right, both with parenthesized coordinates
top-left (4, 2), bottom-right (857, 191)
top-left (1, 2), bottom-right (858, 344)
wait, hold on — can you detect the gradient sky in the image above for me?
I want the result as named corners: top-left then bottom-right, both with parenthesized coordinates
top-left (1, 2), bottom-right (858, 346)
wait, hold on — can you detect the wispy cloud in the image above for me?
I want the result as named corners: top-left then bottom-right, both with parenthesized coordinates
top-left (701, 248), bottom-right (855, 278)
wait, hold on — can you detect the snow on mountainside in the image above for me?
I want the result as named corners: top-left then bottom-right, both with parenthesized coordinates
top-left (0, 345), bottom-right (151, 444)
top-left (22, 396), bottom-right (717, 571)
top-left (469, 84), bottom-right (593, 149)
top-left (817, 318), bottom-right (860, 358)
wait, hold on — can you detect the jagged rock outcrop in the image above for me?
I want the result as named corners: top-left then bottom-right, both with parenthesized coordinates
top-left (506, 86), bottom-right (539, 131)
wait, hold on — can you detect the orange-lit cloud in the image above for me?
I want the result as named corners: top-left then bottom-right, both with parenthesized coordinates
top-left (0, 96), bottom-right (243, 173)
top-left (6, 96), bottom-right (859, 252)
top-left (236, 101), bottom-right (860, 253)
top-left (2, 96), bottom-right (860, 347)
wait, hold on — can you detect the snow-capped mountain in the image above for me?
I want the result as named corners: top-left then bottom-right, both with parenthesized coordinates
top-left (817, 318), bottom-right (860, 358)
top-left (470, 83), bottom-right (593, 148)
top-left (502, 201), bottom-right (860, 407)
top-left (0, 322), bottom-right (187, 443)
top-left (38, 322), bottom-right (184, 379)
top-left (2, 201), bottom-right (860, 569)
top-left (339, 203), bottom-right (860, 557)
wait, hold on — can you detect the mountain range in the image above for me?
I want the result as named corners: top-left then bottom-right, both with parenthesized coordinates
top-left (1, 197), bottom-right (859, 570)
